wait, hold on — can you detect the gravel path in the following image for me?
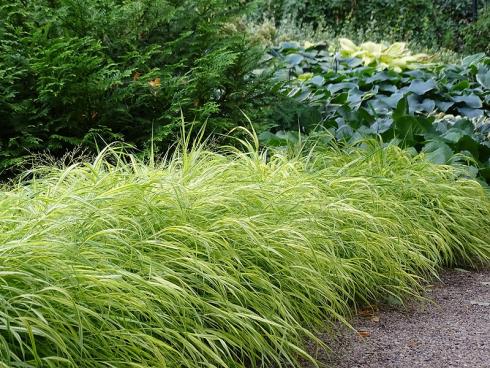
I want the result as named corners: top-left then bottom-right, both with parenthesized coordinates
top-left (306, 269), bottom-right (490, 368)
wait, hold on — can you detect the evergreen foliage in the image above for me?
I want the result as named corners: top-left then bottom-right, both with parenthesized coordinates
top-left (0, 0), bottom-right (272, 171)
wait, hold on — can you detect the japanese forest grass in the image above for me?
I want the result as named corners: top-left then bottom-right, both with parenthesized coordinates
top-left (0, 138), bottom-right (489, 367)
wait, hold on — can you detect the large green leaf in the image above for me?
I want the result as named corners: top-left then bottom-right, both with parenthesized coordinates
top-left (422, 141), bottom-right (454, 164)
top-left (458, 107), bottom-right (484, 118)
top-left (407, 79), bottom-right (437, 95)
top-left (285, 54), bottom-right (304, 66)
top-left (371, 118), bottom-right (393, 133)
top-left (452, 94), bottom-right (482, 108)
top-left (378, 92), bottom-right (404, 108)
top-left (434, 100), bottom-right (454, 112)
top-left (441, 128), bottom-right (465, 143)
top-left (476, 67), bottom-right (490, 89)
top-left (407, 95), bottom-right (435, 114)
top-left (390, 115), bottom-right (434, 147)
top-left (462, 53), bottom-right (486, 67)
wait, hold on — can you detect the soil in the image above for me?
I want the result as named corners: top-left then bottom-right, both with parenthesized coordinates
top-left (305, 268), bottom-right (490, 368)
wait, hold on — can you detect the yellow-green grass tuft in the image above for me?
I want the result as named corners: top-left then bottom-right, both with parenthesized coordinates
top-left (0, 140), bottom-right (488, 367)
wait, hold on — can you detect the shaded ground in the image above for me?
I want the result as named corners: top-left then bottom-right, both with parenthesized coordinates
top-left (307, 269), bottom-right (490, 368)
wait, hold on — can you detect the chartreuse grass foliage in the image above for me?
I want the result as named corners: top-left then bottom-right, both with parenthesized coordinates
top-left (0, 137), bottom-right (489, 367)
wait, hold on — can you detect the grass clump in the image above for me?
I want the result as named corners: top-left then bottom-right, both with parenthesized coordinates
top-left (0, 137), bottom-right (489, 367)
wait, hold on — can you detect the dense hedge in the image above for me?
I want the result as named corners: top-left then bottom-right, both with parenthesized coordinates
top-left (0, 0), bottom-right (273, 171)
top-left (255, 0), bottom-right (488, 51)
top-left (464, 7), bottom-right (490, 55)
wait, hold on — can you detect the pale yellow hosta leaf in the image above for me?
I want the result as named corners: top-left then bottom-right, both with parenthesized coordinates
top-left (339, 38), bottom-right (358, 55)
top-left (385, 42), bottom-right (407, 57)
top-left (360, 42), bottom-right (383, 58)
top-left (298, 73), bottom-right (313, 81)
top-left (362, 55), bottom-right (376, 66)
top-left (377, 62), bottom-right (391, 71)
top-left (379, 55), bottom-right (395, 64)
top-left (338, 37), bottom-right (431, 71)
top-left (304, 41), bottom-right (315, 49)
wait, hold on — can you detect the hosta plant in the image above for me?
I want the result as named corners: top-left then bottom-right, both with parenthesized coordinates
top-left (263, 43), bottom-right (490, 182)
top-left (339, 38), bottom-right (430, 72)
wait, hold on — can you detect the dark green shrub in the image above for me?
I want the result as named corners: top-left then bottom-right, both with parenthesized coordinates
top-left (464, 7), bottom-right (490, 54)
top-left (0, 0), bottom-right (273, 171)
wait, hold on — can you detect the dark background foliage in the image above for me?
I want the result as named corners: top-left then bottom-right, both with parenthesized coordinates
top-left (255, 0), bottom-right (489, 51)
top-left (0, 0), bottom-right (274, 171)
top-left (464, 6), bottom-right (490, 55)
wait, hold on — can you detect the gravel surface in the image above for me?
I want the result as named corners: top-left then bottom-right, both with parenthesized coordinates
top-left (305, 268), bottom-right (490, 368)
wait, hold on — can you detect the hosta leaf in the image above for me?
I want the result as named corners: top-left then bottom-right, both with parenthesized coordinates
top-left (298, 73), bottom-right (313, 81)
top-left (336, 124), bottom-right (354, 139)
top-left (309, 75), bottom-right (325, 86)
top-left (453, 119), bottom-right (476, 133)
top-left (422, 141), bottom-right (454, 164)
top-left (258, 131), bottom-right (288, 147)
top-left (339, 38), bottom-right (358, 54)
top-left (337, 106), bottom-right (374, 128)
top-left (384, 42), bottom-right (407, 57)
top-left (418, 98), bottom-right (436, 113)
top-left (362, 55), bottom-right (376, 66)
top-left (452, 80), bottom-right (470, 91)
top-left (371, 118), bottom-right (393, 133)
top-left (461, 165), bottom-right (479, 178)
top-left (297, 90), bottom-right (312, 102)
top-left (344, 57), bottom-right (364, 68)
top-left (327, 82), bottom-right (358, 94)
top-left (280, 41), bottom-right (300, 50)
top-left (452, 95), bottom-right (482, 108)
top-left (405, 146), bottom-right (418, 156)
top-left (393, 96), bottom-right (409, 120)
top-left (462, 53), bottom-right (486, 67)
top-left (404, 69), bottom-right (429, 79)
top-left (367, 98), bottom-right (390, 115)
top-left (379, 84), bottom-right (398, 93)
top-left (435, 100), bottom-right (454, 112)
top-left (379, 92), bottom-right (404, 108)
top-left (391, 115), bottom-right (434, 146)
top-left (360, 42), bottom-right (383, 57)
top-left (285, 53), bottom-right (304, 66)
top-left (274, 69), bottom-right (291, 82)
top-left (407, 95), bottom-right (435, 113)
top-left (458, 107), bottom-right (484, 118)
top-left (275, 130), bottom-right (300, 143)
top-left (441, 128), bottom-right (465, 143)
top-left (407, 79), bottom-right (437, 95)
top-left (366, 72), bottom-right (392, 84)
top-left (304, 41), bottom-right (315, 49)
top-left (476, 68), bottom-right (490, 89)
top-left (457, 135), bottom-right (481, 157)
top-left (331, 92), bottom-right (349, 104)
